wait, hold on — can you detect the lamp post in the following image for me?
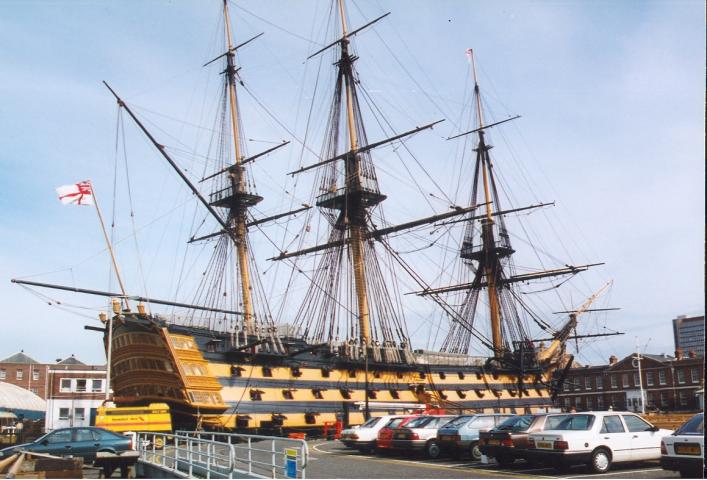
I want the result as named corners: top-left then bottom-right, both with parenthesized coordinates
top-left (632, 340), bottom-right (645, 414)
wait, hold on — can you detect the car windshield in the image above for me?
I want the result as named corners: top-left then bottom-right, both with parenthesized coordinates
top-left (496, 415), bottom-right (533, 431)
top-left (554, 414), bottom-right (595, 431)
top-left (675, 414), bottom-right (703, 435)
top-left (385, 418), bottom-right (405, 429)
top-left (405, 417), bottom-right (433, 428)
top-left (360, 417), bottom-right (381, 429)
top-left (544, 415), bottom-right (571, 430)
top-left (440, 416), bottom-right (474, 429)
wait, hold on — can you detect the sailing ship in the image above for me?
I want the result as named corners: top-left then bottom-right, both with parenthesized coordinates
top-left (13, 0), bottom-right (618, 431)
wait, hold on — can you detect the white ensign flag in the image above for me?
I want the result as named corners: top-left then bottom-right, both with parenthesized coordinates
top-left (56, 180), bottom-right (94, 205)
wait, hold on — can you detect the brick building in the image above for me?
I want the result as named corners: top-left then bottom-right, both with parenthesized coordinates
top-left (0, 352), bottom-right (48, 399)
top-left (556, 350), bottom-right (704, 413)
top-left (45, 356), bottom-right (107, 432)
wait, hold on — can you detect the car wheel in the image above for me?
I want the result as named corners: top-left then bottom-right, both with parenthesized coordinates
top-left (469, 442), bottom-right (482, 462)
top-left (496, 454), bottom-right (514, 467)
top-left (590, 448), bottom-right (612, 474)
top-left (425, 440), bottom-right (441, 459)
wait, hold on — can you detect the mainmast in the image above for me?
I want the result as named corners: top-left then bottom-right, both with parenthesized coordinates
top-left (469, 50), bottom-right (503, 356)
top-left (337, 0), bottom-right (371, 345)
top-left (219, 0), bottom-right (261, 334)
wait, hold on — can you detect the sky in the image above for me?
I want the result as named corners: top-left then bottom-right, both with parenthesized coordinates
top-left (0, 0), bottom-right (704, 367)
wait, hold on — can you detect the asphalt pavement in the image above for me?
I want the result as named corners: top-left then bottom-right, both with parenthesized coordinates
top-left (306, 440), bottom-right (681, 479)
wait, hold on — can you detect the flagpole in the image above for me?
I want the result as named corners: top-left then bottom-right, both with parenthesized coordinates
top-left (88, 180), bottom-right (128, 402)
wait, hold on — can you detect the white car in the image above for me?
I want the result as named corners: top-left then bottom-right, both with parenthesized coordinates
top-left (339, 415), bottom-right (403, 453)
top-left (661, 412), bottom-right (704, 478)
top-left (527, 411), bottom-right (672, 473)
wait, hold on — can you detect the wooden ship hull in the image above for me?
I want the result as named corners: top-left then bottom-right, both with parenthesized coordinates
top-left (107, 315), bottom-right (555, 430)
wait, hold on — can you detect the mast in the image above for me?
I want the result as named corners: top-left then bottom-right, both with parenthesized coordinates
top-left (222, 0), bottom-right (258, 335)
top-left (469, 49), bottom-right (503, 356)
top-left (337, 0), bottom-right (371, 345)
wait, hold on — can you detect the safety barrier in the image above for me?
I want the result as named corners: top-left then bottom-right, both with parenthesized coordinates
top-left (136, 431), bottom-right (243, 479)
top-left (176, 430), bottom-right (309, 479)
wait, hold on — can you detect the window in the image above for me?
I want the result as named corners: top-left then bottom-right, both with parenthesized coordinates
top-left (555, 414), bottom-right (595, 430)
top-left (564, 397), bottom-right (571, 408)
top-left (468, 417), bottom-right (495, 430)
top-left (677, 369), bottom-right (686, 384)
top-left (622, 415), bottom-right (653, 432)
top-left (75, 429), bottom-right (95, 441)
top-left (16, 370), bottom-right (23, 380)
top-left (611, 375), bottom-right (618, 389)
top-left (574, 377), bottom-right (581, 391)
top-left (622, 374), bottom-right (629, 387)
top-left (597, 396), bottom-right (604, 409)
top-left (91, 380), bottom-right (103, 392)
top-left (658, 370), bottom-right (666, 385)
top-left (690, 368), bottom-right (699, 383)
top-left (348, 370), bottom-right (356, 379)
top-left (30, 387), bottom-right (38, 395)
top-left (596, 376), bottom-right (603, 390)
top-left (320, 368), bottom-right (330, 378)
top-left (47, 430), bottom-right (72, 443)
top-left (282, 390), bottom-right (294, 400)
top-left (340, 389), bottom-right (351, 400)
top-left (575, 396), bottom-right (582, 407)
top-left (646, 371), bottom-right (654, 386)
top-left (439, 372), bottom-right (446, 380)
top-left (457, 372), bottom-right (465, 379)
top-left (660, 392), bottom-right (669, 406)
top-left (75, 379), bottom-right (87, 392)
top-left (456, 390), bottom-right (466, 399)
top-left (312, 389), bottom-right (324, 399)
top-left (390, 390), bottom-right (400, 399)
top-left (262, 367), bottom-right (272, 377)
top-left (60, 379), bottom-right (72, 392)
top-left (367, 390), bottom-right (378, 399)
top-left (563, 381), bottom-right (569, 392)
top-left (32, 369), bottom-right (40, 381)
top-left (600, 416), bottom-right (625, 434)
top-left (0, 369), bottom-right (5, 380)
top-left (633, 373), bottom-right (640, 386)
top-left (586, 397), bottom-right (593, 410)
top-left (585, 377), bottom-right (592, 390)
top-left (74, 408), bottom-right (85, 421)
top-left (249, 390), bottom-right (263, 401)
top-left (58, 408), bottom-right (70, 420)
top-left (678, 391), bottom-right (688, 406)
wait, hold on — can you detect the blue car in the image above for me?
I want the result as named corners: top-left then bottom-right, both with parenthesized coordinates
top-left (437, 413), bottom-right (514, 460)
top-left (0, 427), bottom-right (133, 462)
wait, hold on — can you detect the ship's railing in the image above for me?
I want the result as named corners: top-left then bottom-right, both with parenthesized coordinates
top-left (136, 431), bottom-right (244, 478)
top-left (176, 430), bottom-right (309, 479)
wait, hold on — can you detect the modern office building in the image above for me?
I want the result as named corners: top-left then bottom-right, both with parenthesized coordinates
top-left (673, 315), bottom-right (705, 357)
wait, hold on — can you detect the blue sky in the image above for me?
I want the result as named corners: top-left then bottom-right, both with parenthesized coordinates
top-left (0, 0), bottom-right (703, 366)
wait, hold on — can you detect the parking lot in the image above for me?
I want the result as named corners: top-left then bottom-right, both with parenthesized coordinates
top-left (307, 440), bottom-right (680, 479)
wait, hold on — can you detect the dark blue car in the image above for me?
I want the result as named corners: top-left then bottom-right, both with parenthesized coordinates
top-left (0, 427), bottom-right (133, 462)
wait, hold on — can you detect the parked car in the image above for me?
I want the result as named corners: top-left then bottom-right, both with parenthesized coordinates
top-left (437, 413), bottom-right (514, 460)
top-left (0, 427), bottom-right (134, 462)
top-left (376, 415), bottom-right (418, 452)
top-left (660, 412), bottom-right (704, 478)
top-left (479, 413), bottom-right (570, 466)
top-left (526, 412), bottom-right (672, 473)
top-left (339, 415), bottom-right (402, 453)
top-left (390, 415), bottom-right (455, 459)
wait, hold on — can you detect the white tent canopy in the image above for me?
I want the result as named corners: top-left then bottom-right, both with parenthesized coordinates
top-left (0, 382), bottom-right (45, 411)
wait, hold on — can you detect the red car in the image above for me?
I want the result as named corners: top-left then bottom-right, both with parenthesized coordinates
top-left (376, 416), bottom-right (418, 452)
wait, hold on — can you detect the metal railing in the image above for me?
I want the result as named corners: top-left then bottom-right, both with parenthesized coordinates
top-left (176, 430), bottom-right (309, 479)
top-left (136, 431), bottom-right (243, 479)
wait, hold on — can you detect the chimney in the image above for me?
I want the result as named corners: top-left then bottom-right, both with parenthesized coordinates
top-left (609, 355), bottom-right (618, 365)
top-left (675, 348), bottom-right (683, 360)
top-left (688, 350), bottom-right (697, 359)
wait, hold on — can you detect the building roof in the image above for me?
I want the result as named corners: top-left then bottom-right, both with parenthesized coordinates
top-left (0, 351), bottom-right (40, 364)
top-left (0, 382), bottom-right (46, 411)
top-left (56, 355), bottom-right (85, 365)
